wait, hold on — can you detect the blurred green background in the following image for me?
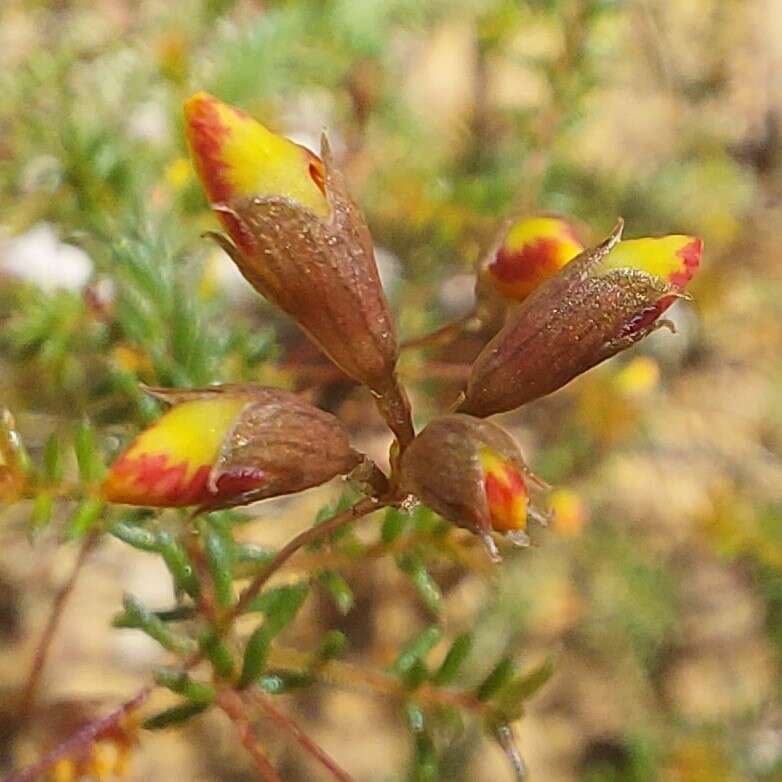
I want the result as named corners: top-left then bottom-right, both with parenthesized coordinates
top-left (1, 0), bottom-right (781, 780)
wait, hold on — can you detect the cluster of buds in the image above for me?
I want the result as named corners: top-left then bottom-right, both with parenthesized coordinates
top-left (463, 219), bottom-right (701, 415)
top-left (101, 92), bottom-right (702, 557)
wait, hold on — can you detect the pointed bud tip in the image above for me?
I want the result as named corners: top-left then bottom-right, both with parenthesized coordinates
top-left (605, 234), bottom-right (703, 290)
top-left (183, 91), bottom-right (328, 218)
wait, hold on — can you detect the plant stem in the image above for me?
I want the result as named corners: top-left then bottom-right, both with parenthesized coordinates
top-left (265, 644), bottom-right (484, 715)
top-left (216, 689), bottom-right (282, 782)
top-left (184, 529), bottom-right (221, 626)
top-left (177, 496), bottom-right (387, 674)
top-left (5, 686), bottom-right (152, 782)
top-left (230, 496), bottom-right (384, 620)
top-left (250, 690), bottom-right (356, 782)
top-left (17, 529), bottom-right (100, 719)
top-left (400, 312), bottom-right (478, 351)
top-left (373, 380), bottom-right (415, 455)
top-left (276, 528), bottom-right (493, 578)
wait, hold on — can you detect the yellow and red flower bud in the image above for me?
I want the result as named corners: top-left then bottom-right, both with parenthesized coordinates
top-left (602, 234), bottom-right (701, 290)
top-left (478, 446), bottom-right (529, 533)
top-left (184, 93), bottom-right (400, 396)
top-left (460, 221), bottom-right (703, 416)
top-left (399, 414), bottom-right (546, 558)
top-left (479, 215), bottom-right (584, 304)
top-left (102, 385), bottom-right (359, 509)
top-left (184, 92), bottom-right (328, 239)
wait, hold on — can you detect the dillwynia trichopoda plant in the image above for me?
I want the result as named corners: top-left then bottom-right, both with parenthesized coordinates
top-left (6, 92), bottom-right (702, 782)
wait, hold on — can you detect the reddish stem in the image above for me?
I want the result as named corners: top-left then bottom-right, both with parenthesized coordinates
top-left (216, 689), bottom-right (282, 782)
top-left (373, 380), bottom-right (415, 454)
top-left (250, 690), bottom-right (356, 782)
top-left (4, 686), bottom-right (152, 782)
top-left (230, 496), bottom-right (384, 620)
top-left (184, 530), bottom-right (221, 626)
top-left (18, 530), bottom-right (100, 718)
top-left (400, 312), bottom-right (477, 351)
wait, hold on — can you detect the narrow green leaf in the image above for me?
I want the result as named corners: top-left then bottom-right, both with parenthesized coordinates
top-left (316, 630), bottom-right (347, 662)
top-left (199, 630), bottom-right (235, 679)
top-left (238, 626), bottom-right (271, 689)
top-left (113, 594), bottom-right (195, 655)
top-left (156, 531), bottom-right (200, 598)
top-left (410, 505), bottom-right (448, 536)
top-left (245, 583), bottom-right (309, 636)
top-left (496, 657), bottom-right (555, 720)
top-left (143, 701), bottom-right (209, 730)
top-left (403, 660), bottom-right (429, 691)
top-left (66, 497), bottom-right (105, 539)
top-left (110, 520), bottom-right (158, 552)
top-left (154, 669), bottom-right (214, 703)
top-left (258, 671), bottom-right (313, 694)
top-left (397, 553), bottom-right (442, 614)
top-left (432, 633), bottom-right (474, 686)
top-left (476, 656), bottom-right (516, 702)
top-left (382, 507), bottom-right (408, 543)
top-left (74, 421), bottom-right (105, 483)
top-left (43, 433), bottom-right (63, 483)
top-left (233, 542), bottom-right (276, 570)
top-left (409, 729), bottom-right (438, 782)
top-left (319, 570), bottom-right (354, 615)
top-left (153, 605), bottom-right (195, 622)
top-left (30, 492), bottom-right (53, 532)
top-left (391, 625), bottom-right (442, 677)
top-left (201, 522), bottom-right (235, 608)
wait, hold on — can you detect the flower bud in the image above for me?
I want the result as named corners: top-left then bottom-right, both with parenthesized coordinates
top-left (477, 215), bottom-right (584, 306)
top-left (184, 92), bottom-right (328, 234)
top-left (185, 93), bottom-right (399, 396)
top-left (460, 221), bottom-right (703, 416)
top-left (102, 385), bottom-right (359, 509)
top-left (398, 414), bottom-right (546, 558)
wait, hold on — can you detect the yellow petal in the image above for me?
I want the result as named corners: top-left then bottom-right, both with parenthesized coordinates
top-left (184, 92), bottom-right (328, 217)
top-left (603, 235), bottom-right (702, 289)
top-left (479, 447), bottom-right (528, 532)
top-left (486, 216), bottom-right (584, 302)
top-left (102, 396), bottom-right (252, 506)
